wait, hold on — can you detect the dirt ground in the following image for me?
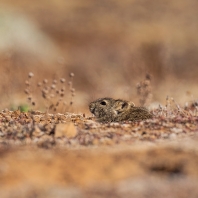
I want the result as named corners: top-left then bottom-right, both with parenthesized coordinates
top-left (1, 142), bottom-right (198, 198)
top-left (0, 108), bottom-right (198, 198)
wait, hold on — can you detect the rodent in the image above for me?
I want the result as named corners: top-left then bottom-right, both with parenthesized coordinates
top-left (89, 97), bottom-right (153, 122)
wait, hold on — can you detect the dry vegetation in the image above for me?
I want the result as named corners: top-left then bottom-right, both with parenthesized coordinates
top-left (0, 0), bottom-right (198, 197)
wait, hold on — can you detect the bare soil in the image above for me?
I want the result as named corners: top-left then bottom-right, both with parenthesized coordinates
top-left (0, 109), bottom-right (198, 198)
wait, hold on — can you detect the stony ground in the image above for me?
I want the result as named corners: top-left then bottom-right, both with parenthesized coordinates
top-left (0, 107), bottom-right (198, 198)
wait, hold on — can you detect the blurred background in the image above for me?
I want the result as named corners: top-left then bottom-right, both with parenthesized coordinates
top-left (0, 0), bottom-right (198, 113)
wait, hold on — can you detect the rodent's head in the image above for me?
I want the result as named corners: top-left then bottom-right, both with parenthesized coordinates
top-left (89, 98), bottom-right (136, 122)
top-left (89, 98), bottom-right (115, 119)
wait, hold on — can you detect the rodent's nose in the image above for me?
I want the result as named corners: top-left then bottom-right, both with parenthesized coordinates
top-left (89, 102), bottom-right (95, 114)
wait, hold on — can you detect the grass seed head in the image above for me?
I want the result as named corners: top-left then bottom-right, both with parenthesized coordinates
top-left (24, 89), bottom-right (29, 94)
top-left (68, 81), bottom-right (71, 86)
top-left (60, 78), bottom-right (65, 83)
top-left (51, 84), bottom-right (56, 89)
top-left (37, 82), bottom-right (42, 87)
top-left (70, 73), bottom-right (74, 77)
top-left (61, 87), bottom-right (65, 92)
top-left (27, 96), bottom-right (32, 101)
top-left (25, 80), bottom-right (30, 86)
top-left (53, 80), bottom-right (57, 84)
top-left (43, 79), bottom-right (48, 84)
top-left (28, 72), bottom-right (34, 78)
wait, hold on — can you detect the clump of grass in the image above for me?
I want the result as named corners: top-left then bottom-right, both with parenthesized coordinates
top-left (166, 96), bottom-right (193, 117)
top-left (136, 74), bottom-right (152, 106)
top-left (68, 72), bottom-right (75, 108)
top-left (24, 72), bottom-right (36, 108)
top-left (152, 95), bottom-right (196, 119)
top-left (189, 102), bottom-right (198, 116)
top-left (24, 72), bottom-right (75, 113)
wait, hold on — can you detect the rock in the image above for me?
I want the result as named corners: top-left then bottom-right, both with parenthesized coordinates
top-left (55, 123), bottom-right (77, 138)
top-left (32, 115), bottom-right (41, 122)
top-left (32, 125), bottom-right (43, 137)
top-left (169, 133), bottom-right (177, 140)
top-left (170, 128), bottom-right (183, 134)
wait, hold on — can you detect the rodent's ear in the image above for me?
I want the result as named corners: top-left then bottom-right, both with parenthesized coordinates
top-left (129, 102), bottom-right (135, 107)
top-left (121, 101), bottom-right (128, 109)
top-left (115, 101), bottom-right (129, 114)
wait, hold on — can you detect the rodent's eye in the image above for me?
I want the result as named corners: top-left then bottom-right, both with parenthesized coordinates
top-left (100, 101), bottom-right (107, 105)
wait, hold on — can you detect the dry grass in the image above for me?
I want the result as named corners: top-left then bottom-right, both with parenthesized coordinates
top-left (24, 72), bottom-right (75, 113)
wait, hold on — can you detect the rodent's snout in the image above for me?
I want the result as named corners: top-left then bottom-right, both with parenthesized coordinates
top-left (89, 102), bottom-right (96, 114)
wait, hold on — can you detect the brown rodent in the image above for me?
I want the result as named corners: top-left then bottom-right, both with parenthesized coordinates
top-left (89, 97), bottom-right (152, 122)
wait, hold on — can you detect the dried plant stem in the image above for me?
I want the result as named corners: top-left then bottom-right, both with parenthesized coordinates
top-left (136, 74), bottom-right (152, 106)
